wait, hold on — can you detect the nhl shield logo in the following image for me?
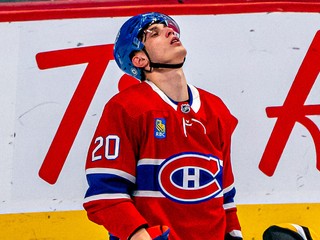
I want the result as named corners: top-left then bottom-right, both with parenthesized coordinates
top-left (154, 118), bottom-right (166, 139)
top-left (181, 103), bottom-right (191, 113)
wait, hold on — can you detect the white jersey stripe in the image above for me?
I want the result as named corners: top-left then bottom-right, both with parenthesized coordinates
top-left (223, 202), bottom-right (236, 210)
top-left (86, 168), bottom-right (136, 183)
top-left (133, 190), bottom-right (165, 198)
top-left (223, 183), bottom-right (234, 194)
top-left (137, 158), bottom-right (165, 166)
top-left (84, 193), bottom-right (130, 203)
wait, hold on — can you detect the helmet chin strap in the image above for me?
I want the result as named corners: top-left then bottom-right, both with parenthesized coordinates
top-left (143, 48), bottom-right (185, 73)
top-left (149, 59), bottom-right (185, 70)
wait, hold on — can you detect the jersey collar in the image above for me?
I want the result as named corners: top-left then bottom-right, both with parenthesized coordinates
top-left (145, 80), bottom-right (201, 113)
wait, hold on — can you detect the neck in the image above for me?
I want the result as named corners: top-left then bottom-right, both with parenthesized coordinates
top-left (146, 68), bottom-right (188, 102)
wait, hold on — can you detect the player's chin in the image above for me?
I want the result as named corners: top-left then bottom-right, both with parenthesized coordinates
top-left (178, 49), bottom-right (187, 61)
top-left (172, 47), bottom-right (187, 59)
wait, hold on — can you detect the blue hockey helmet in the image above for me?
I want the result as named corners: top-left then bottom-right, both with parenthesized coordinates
top-left (113, 12), bottom-right (181, 80)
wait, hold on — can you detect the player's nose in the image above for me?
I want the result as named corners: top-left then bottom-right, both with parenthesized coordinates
top-left (165, 27), bottom-right (175, 38)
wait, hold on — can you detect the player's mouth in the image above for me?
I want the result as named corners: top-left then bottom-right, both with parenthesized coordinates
top-left (171, 36), bottom-right (181, 45)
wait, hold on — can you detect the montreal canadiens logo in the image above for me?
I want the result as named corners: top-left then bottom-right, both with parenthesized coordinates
top-left (158, 152), bottom-right (223, 203)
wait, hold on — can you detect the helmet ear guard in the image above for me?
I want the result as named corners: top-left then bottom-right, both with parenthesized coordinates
top-left (113, 12), bottom-right (183, 81)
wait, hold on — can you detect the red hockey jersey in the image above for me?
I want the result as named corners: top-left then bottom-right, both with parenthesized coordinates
top-left (84, 81), bottom-right (242, 240)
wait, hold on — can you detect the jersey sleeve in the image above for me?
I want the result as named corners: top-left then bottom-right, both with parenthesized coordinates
top-left (218, 102), bottom-right (243, 238)
top-left (83, 99), bottom-right (148, 239)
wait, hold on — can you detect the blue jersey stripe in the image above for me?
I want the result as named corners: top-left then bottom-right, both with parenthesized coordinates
top-left (136, 164), bottom-right (161, 191)
top-left (223, 186), bottom-right (236, 205)
top-left (85, 173), bottom-right (135, 198)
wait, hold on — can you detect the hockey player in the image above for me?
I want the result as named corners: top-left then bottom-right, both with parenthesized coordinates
top-left (83, 12), bottom-right (243, 240)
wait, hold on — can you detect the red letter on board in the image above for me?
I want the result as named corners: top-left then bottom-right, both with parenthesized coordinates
top-left (259, 31), bottom-right (320, 176)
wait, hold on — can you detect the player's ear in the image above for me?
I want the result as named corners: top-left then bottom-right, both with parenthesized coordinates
top-left (132, 51), bottom-right (149, 68)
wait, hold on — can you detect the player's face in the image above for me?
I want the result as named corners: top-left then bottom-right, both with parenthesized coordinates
top-left (142, 23), bottom-right (187, 65)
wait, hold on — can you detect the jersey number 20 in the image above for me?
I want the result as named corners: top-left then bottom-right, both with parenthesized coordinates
top-left (92, 135), bottom-right (120, 161)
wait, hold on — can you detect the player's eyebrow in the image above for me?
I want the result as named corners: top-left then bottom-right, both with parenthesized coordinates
top-left (146, 25), bottom-right (160, 32)
top-left (141, 25), bottom-right (162, 42)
